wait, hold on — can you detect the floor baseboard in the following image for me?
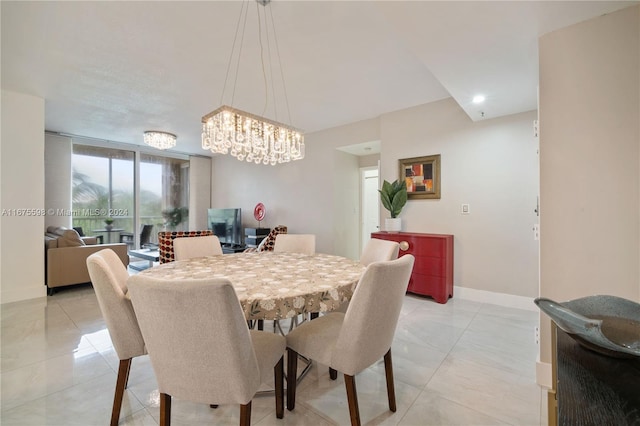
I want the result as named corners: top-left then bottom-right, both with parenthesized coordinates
top-left (455, 285), bottom-right (538, 311)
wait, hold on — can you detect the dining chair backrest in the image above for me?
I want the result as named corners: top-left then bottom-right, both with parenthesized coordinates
top-left (173, 235), bottom-right (223, 260)
top-left (273, 234), bottom-right (316, 255)
top-left (128, 276), bottom-right (262, 405)
top-left (359, 238), bottom-right (400, 266)
top-left (86, 249), bottom-right (146, 360)
top-left (332, 255), bottom-right (414, 375)
top-left (158, 230), bottom-right (214, 263)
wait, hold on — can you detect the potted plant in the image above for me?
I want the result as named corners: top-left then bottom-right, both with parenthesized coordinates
top-left (379, 179), bottom-right (408, 232)
top-left (162, 207), bottom-right (189, 230)
top-left (104, 217), bottom-right (114, 231)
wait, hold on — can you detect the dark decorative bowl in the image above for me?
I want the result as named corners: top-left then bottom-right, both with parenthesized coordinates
top-left (535, 295), bottom-right (640, 358)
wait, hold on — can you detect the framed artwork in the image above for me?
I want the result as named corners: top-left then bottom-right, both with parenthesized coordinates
top-left (399, 154), bottom-right (441, 199)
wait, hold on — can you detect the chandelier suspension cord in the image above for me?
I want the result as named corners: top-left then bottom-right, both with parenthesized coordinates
top-left (230, 0), bottom-right (251, 106)
top-left (256, 1), bottom-right (269, 118)
top-left (262, 2), bottom-right (279, 121)
top-left (220, 0), bottom-right (248, 106)
top-left (269, 4), bottom-right (293, 126)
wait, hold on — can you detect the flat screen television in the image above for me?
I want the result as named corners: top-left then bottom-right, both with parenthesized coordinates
top-left (207, 208), bottom-right (242, 247)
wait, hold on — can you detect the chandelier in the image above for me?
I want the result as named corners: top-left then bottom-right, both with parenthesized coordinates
top-left (143, 131), bottom-right (176, 150)
top-left (201, 0), bottom-right (304, 166)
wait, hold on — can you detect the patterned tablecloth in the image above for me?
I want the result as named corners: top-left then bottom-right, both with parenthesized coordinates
top-left (137, 252), bottom-right (365, 320)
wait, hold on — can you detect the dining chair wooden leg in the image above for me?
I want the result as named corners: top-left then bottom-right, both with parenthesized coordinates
top-left (344, 374), bottom-right (361, 426)
top-left (286, 348), bottom-right (298, 410)
top-left (329, 367), bottom-right (338, 380)
top-left (111, 358), bottom-right (132, 426)
top-left (160, 393), bottom-right (171, 426)
top-left (240, 401), bottom-right (252, 426)
top-left (275, 356), bottom-right (284, 418)
top-left (383, 349), bottom-right (397, 412)
top-left (124, 357), bottom-right (133, 388)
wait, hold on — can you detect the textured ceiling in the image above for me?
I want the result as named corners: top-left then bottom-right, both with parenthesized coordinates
top-left (1, 1), bottom-right (636, 155)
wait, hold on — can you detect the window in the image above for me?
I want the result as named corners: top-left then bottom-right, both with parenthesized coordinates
top-left (72, 144), bottom-right (189, 247)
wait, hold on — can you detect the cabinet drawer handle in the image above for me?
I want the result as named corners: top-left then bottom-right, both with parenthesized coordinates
top-left (399, 241), bottom-right (409, 251)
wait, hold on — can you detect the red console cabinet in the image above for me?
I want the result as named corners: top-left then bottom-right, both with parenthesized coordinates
top-left (371, 231), bottom-right (454, 304)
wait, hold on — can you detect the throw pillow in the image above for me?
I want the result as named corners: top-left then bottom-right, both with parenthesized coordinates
top-left (57, 229), bottom-right (86, 248)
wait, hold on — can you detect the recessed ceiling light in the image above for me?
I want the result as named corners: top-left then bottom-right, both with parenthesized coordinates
top-left (472, 95), bottom-right (485, 104)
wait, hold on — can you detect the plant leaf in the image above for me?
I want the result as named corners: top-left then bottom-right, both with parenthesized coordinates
top-left (379, 179), bottom-right (407, 217)
top-left (391, 189), bottom-right (408, 217)
top-left (379, 189), bottom-right (392, 212)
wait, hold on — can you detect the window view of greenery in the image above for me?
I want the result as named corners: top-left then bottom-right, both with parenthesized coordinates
top-left (72, 145), bottom-right (189, 248)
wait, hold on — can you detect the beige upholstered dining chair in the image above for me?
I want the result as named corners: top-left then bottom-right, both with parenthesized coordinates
top-left (333, 237), bottom-right (401, 315)
top-left (285, 255), bottom-right (415, 426)
top-left (173, 235), bottom-right (223, 260)
top-left (273, 234), bottom-right (316, 255)
top-left (128, 275), bottom-right (286, 426)
top-left (86, 249), bottom-right (147, 426)
top-left (360, 238), bottom-right (400, 267)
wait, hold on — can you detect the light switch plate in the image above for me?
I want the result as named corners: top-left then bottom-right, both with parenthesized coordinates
top-left (461, 204), bottom-right (470, 214)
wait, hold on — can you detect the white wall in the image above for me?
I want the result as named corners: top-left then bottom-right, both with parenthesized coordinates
top-left (44, 133), bottom-right (72, 228)
top-left (359, 153), bottom-right (380, 168)
top-left (538, 5), bottom-right (640, 367)
top-left (1, 90), bottom-right (47, 303)
top-left (381, 98), bottom-right (540, 298)
top-left (332, 149), bottom-right (360, 258)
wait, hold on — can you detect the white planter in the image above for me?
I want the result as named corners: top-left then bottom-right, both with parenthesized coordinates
top-left (385, 218), bottom-right (402, 232)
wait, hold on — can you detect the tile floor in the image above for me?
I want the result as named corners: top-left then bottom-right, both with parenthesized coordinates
top-left (1, 285), bottom-right (546, 425)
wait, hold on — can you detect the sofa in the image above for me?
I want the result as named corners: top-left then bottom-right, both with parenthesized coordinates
top-left (45, 226), bottom-right (129, 294)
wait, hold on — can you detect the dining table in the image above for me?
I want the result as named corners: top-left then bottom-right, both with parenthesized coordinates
top-left (137, 251), bottom-right (366, 321)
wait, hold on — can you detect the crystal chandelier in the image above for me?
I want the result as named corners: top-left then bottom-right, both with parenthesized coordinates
top-left (143, 131), bottom-right (176, 150)
top-left (201, 0), bottom-right (304, 166)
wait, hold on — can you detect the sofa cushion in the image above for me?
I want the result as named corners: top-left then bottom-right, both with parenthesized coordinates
top-left (45, 235), bottom-right (59, 249)
top-left (56, 229), bottom-right (86, 248)
top-left (47, 226), bottom-right (66, 236)
top-left (81, 236), bottom-right (98, 245)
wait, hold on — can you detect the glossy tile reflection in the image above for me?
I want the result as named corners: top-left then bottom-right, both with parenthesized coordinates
top-left (1, 286), bottom-right (542, 425)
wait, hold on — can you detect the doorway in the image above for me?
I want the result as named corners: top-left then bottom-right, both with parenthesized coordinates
top-left (360, 166), bottom-right (379, 255)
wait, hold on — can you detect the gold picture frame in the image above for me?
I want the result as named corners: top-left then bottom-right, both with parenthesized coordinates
top-left (399, 154), bottom-right (441, 199)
